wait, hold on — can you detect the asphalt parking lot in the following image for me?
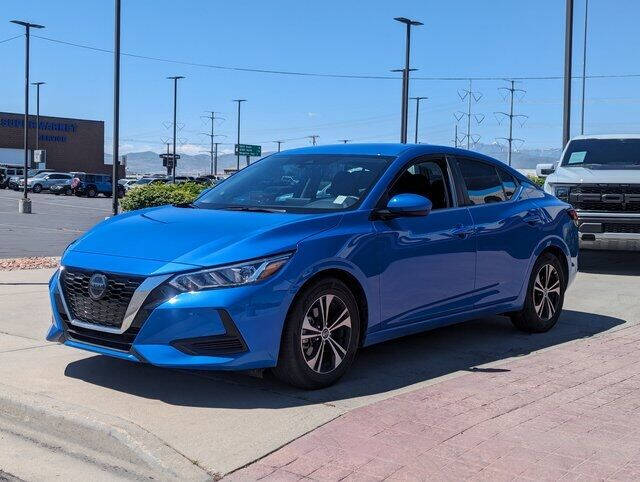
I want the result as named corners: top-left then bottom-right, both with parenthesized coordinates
top-left (0, 188), bottom-right (112, 258)
top-left (0, 250), bottom-right (638, 479)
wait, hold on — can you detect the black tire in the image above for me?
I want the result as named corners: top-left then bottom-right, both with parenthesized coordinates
top-left (64, 187), bottom-right (71, 196)
top-left (510, 252), bottom-right (565, 333)
top-left (273, 277), bottom-right (360, 390)
top-left (32, 183), bottom-right (42, 193)
top-left (117, 186), bottom-right (125, 198)
top-left (86, 186), bottom-right (97, 198)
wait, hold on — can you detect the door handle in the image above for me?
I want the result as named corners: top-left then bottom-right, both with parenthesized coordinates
top-left (450, 225), bottom-right (475, 238)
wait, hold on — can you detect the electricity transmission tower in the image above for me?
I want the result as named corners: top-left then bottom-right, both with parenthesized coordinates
top-left (455, 80), bottom-right (484, 149)
top-left (202, 111), bottom-right (225, 175)
top-left (308, 135), bottom-right (319, 145)
top-left (495, 80), bottom-right (528, 167)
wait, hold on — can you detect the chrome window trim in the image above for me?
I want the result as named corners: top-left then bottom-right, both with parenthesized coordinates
top-left (56, 270), bottom-right (170, 334)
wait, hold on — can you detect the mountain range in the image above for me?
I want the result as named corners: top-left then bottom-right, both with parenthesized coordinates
top-left (107, 143), bottom-right (561, 176)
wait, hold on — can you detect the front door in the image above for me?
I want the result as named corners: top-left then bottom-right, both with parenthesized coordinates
top-left (374, 157), bottom-right (476, 330)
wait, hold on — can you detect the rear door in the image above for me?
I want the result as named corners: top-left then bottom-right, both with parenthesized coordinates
top-left (454, 157), bottom-right (543, 307)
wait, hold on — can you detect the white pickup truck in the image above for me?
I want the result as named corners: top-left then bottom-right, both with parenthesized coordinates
top-left (539, 134), bottom-right (640, 251)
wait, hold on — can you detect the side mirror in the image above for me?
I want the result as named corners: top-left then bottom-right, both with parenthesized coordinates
top-left (375, 193), bottom-right (432, 220)
top-left (536, 163), bottom-right (555, 177)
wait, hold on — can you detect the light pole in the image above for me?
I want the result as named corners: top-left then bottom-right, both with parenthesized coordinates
top-left (111, 0), bottom-right (121, 214)
top-left (580, 0), bottom-right (589, 135)
top-left (410, 96), bottom-right (428, 143)
top-left (11, 20), bottom-right (44, 214)
top-left (562, 0), bottom-right (574, 148)
top-left (167, 76), bottom-right (185, 182)
top-left (31, 81), bottom-right (45, 152)
top-left (394, 17), bottom-right (422, 144)
top-left (274, 140), bottom-right (284, 152)
top-left (233, 99), bottom-right (246, 171)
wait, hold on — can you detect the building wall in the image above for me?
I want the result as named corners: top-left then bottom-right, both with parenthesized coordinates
top-left (0, 112), bottom-right (123, 176)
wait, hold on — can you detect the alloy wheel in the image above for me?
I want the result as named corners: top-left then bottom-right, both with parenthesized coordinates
top-left (300, 294), bottom-right (352, 374)
top-left (533, 264), bottom-right (561, 321)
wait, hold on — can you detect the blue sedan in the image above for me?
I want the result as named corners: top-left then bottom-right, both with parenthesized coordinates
top-left (46, 144), bottom-right (578, 389)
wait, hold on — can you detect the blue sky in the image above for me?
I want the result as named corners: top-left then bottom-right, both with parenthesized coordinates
top-left (2, 0), bottom-right (640, 156)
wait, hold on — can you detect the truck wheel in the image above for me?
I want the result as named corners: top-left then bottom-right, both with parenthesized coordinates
top-left (510, 253), bottom-right (565, 333)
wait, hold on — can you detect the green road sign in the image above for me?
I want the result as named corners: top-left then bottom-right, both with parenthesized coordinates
top-left (235, 144), bottom-right (261, 157)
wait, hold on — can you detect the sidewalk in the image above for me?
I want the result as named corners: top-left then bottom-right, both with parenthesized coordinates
top-left (231, 323), bottom-right (640, 481)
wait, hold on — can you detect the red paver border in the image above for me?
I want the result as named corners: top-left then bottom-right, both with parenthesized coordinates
top-left (229, 323), bottom-right (640, 481)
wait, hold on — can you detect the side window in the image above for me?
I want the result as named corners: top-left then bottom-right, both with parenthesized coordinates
top-left (457, 158), bottom-right (505, 205)
top-left (389, 159), bottom-right (451, 209)
top-left (496, 167), bottom-right (519, 200)
top-left (520, 181), bottom-right (546, 200)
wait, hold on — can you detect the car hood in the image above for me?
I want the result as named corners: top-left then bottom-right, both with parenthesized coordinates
top-left (549, 166), bottom-right (640, 184)
top-left (67, 205), bottom-right (341, 268)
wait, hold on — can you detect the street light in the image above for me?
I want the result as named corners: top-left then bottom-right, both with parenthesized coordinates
top-left (273, 140), bottom-right (284, 152)
top-left (394, 17), bottom-right (422, 144)
top-left (167, 76), bottom-right (185, 183)
top-left (11, 20), bottom-right (44, 214)
top-left (562, 0), bottom-right (574, 148)
top-left (112, 0), bottom-right (121, 214)
top-left (233, 99), bottom-right (246, 171)
top-left (31, 82), bottom-right (45, 152)
top-left (410, 96), bottom-right (428, 143)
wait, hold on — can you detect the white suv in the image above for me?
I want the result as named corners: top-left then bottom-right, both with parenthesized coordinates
top-left (539, 134), bottom-right (640, 251)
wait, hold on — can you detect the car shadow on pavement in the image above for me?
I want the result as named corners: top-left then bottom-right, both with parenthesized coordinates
top-left (64, 308), bottom-right (624, 409)
top-left (579, 250), bottom-right (640, 276)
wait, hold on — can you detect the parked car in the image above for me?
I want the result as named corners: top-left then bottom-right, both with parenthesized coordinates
top-left (71, 173), bottom-right (125, 198)
top-left (0, 166), bottom-right (23, 189)
top-left (540, 134), bottom-right (640, 251)
top-left (132, 177), bottom-right (167, 186)
top-left (47, 144), bottom-right (578, 389)
top-left (20, 172), bottom-right (73, 193)
top-left (118, 178), bottom-right (139, 191)
top-left (50, 179), bottom-right (73, 196)
top-left (194, 175), bottom-right (221, 186)
top-left (5, 168), bottom-right (53, 190)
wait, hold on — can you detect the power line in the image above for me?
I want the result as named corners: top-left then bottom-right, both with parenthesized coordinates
top-left (455, 80), bottom-right (484, 149)
top-left (27, 34), bottom-right (640, 82)
top-left (495, 80), bottom-right (528, 166)
top-left (0, 34), bottom-right (23, 44)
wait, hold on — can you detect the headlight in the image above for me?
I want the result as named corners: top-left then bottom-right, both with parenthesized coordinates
top-left (554, 186), bottom-right (570, 201)
top-left (169, 253), bottom-right (293, 292)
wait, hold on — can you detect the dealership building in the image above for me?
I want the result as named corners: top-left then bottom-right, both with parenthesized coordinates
top-left (0, 111), bottom-right (123, 176)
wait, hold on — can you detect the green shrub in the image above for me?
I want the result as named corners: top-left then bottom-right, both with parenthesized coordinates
top-left (527, 175), bottom-right (546, 187)
top-left (120, 182), bottom-right (208, 211)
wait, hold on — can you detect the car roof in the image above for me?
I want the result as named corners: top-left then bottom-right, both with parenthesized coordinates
top-left (275, 143), bottom-right (527, 181)
top-left (571, 133), bottom-right (640, 140)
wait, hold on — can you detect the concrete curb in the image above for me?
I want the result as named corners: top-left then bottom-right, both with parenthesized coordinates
top-left (0, 382), bottom-right (216, 481)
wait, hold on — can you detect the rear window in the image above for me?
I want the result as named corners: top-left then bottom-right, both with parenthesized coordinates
top-left (457, 158), bottom-right (506, 205)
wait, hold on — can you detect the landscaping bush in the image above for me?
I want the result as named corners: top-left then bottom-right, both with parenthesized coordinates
top-left (527, 175), bottom-right (546, 187)
top-left (120, 182), bottom-right (209, 211)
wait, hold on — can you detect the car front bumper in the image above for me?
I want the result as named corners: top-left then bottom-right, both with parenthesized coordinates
top-left (577, 211), bottom-right (640, 251)
top-left (46, 266), bottom-right (295, 370)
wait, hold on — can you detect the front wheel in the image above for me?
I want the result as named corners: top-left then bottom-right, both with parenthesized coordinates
top-left (273, 278), bottom-right (360, 389)
top-left (510, 253), bottom-right (565, 333)
top-left (32, 184), bottom-right (42, 193)
top-left (86, 186), bottom-right (97, 198)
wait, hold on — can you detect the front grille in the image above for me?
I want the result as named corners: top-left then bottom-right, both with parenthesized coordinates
top-left (61, 269), bottom-right (143, 328)
top-left (171, 335), bottom-right (246, 356)
top-left (604, 223), bottom-right (640, 234)
top-left (570, 184), bottom-right (640, 212)
top-left (54, 290), bottom-right (143, 352)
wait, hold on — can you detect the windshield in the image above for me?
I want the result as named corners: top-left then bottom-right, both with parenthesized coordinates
top-left (32, 172), bottom-right (48, 179)
top-left (195, 154), bottom-right (393, 212)
top-left (562, 138), bottom-right (640, 168)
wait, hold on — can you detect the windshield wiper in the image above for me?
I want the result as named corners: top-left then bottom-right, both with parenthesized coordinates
top-left (173, 202), bottom-right (196, 208)
top-left (225, 206), bottom-right (286, 213)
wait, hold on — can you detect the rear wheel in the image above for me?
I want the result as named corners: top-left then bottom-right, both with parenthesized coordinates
top-left (273, 277), bottom-right (360, 389)
top-left (32, 184), bottom-right (42, 193)
top-left (510, 253), bottom-right (565, 333)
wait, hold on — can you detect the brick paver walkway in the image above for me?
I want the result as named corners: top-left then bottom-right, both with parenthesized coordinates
top-left (230, 324), bottom-right (640, 481)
